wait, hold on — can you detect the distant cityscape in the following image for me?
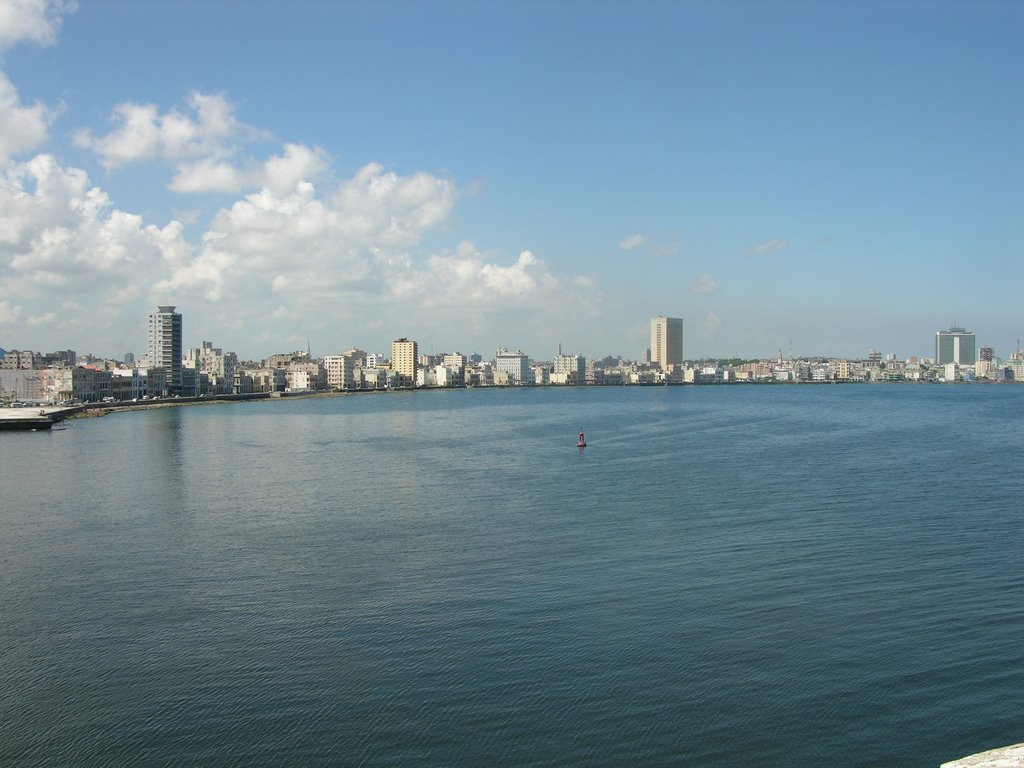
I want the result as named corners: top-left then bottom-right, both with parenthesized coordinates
top-left (1, 307), bottom-right (1022, 405)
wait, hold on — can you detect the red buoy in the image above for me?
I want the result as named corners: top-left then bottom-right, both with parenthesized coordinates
top-left (577, 429), bottom-right (586, 448)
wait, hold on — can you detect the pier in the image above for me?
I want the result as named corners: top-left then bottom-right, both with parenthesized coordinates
top-left (0, 405), bottom-right (84, 430)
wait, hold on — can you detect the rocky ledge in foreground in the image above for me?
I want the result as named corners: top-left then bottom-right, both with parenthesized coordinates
top-left (942, 744), bottom-right (1024, 767)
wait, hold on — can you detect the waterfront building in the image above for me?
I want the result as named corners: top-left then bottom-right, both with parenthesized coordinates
top-left (650, 317), bottom-right (683, 369)
top-left (979, 346), bottom-right (994, 362)
top-left (360, 366), bottom-right (387, 389)
top-left (391, 338), bottom-right (418, 386)
top-left (1005, 358), bottom-right (1024, 380)
top-left (553, 353), bottom-right (586, 385)
top-left (0, 369), bottom-right (43, 401)
top-left (147, 305), bottom-right (182, 396)
top-left (41, 350), bottom-right (76, 368)
top-left (344, 348), bottom-right (367, 368)
top-left (935, 325), bottom-right (976, 365)
top-left (495, 348), bottom-right (531, 385)
top-left (442, 353), bottom-right (466, 370)
top-left (0, 350), bottom-right (42, 369)
top-left (36, 367), bottom-right (113, 403)
top-left (243, 367), bottom-right (286, 393)
top-left (185, 341), bottom-right (236, 394)
top-left (324, 355), bottom-right (355, 390)
top-left (110, 368), bottom-right (152, 400)
top-left (418, 364), bottom-right (462, 388)
top-left (267, 350), bottom-right (309, 369)
top-left (287, 362), bottom-right (326, 391)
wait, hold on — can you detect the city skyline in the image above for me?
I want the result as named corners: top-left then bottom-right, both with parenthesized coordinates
top-left (0, 1), bottom-right (1021, 361)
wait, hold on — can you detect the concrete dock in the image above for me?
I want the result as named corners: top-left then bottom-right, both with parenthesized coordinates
top-left (0, 406), bottom-right (84, 430)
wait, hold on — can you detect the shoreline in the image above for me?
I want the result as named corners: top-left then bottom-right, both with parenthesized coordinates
top-left (1, 376), bottom-right (1012, 425)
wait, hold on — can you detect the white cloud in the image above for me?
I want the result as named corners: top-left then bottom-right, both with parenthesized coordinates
top-left (0, 71), bottom-right (53, 166)
top-left (0, 0), bottom-right (75, 53)
top-left (571, 274), bottom-right (596, 288)
top-left (422, 244), bottom-right (560, 306)
top-left (0, 298), bottom-right (21, 323)
top-left (751, 237), bottom-right (786, 255)
top-left (168, 159), bottom-right (247, 194)
top-left (27, 310), bottom-right (56, 325)
top-left (619, 232), bottom-right (680, 257)
top-left (0, 22), bottom-right (595, 355)
top-left (152, 161), bottom-right (457, 303)
top-left (74, 91), bottom-right (266, 173)
top-left (619, 233), bottom-right (646, 251)
top-left (260, 143), bottom-right (329, 196)
top-left (701, 311), bottom-right (721, 335)
top-left (690, 273), bottom-right (718, 294)
top-left (649, 241), bottom-right (680, 257)
top-left (0, 147), bottom-right (601, 356)
top-left (0, 153), bottom-right (190, 313)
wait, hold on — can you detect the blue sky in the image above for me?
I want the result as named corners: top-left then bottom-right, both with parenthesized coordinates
top-left (1, 0), bottom-right (1021, 361)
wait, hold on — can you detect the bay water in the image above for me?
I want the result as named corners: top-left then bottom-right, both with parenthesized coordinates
top-left (1, 384), bottom-right (1022, 766)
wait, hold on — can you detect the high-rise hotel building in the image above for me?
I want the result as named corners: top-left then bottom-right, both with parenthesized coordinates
top-left (148, 305), bottom-right (182, 395)
top-left (391, 338), bottom-right (418, 385)
top-left (935, 325), bottom-right (976, 365)
top-left (650, 316), bottom-right (683, 369)
top-left (495, 348), bottom-right (531, 385)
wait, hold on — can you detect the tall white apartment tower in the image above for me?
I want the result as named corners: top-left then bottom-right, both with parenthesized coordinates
top-left (148, 305), bottom-right (183, 395)
top-left (650, 316), bottom-right (683, 369)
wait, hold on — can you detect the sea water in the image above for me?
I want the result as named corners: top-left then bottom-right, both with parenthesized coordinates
top-left (1, 384), bottom-right (1022, 766)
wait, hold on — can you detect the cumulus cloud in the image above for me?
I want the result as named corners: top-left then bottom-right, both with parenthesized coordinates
top-left (421, 243), bottom-right (560, 306)
top-left (751, 237), bottom-right (786, 255)
top-left (74, 91), bottom-right (266, 175)
top-left (0, 71), bottom-right (53, 166)
top-left (152, 161), bottom-right (457, 303)
top-left (571, 274), bottom-right (596, 288)
top-left (0, 0), bottom-right (75, 53)
top-left (618, 233), bottom-right (646, 251)
top-left (167, 141), bottom-right (331, 196)
top-left (27, 310), bottom-right (57, 325)
top-left (260, 143), bottom-right (330, 195)
top-left (0, 298), bottom-right (21, 323)
top-left (0, 153), bottom-right (190, 308)
top-left (701, 311), bottom-right (721, 334)
top-left (1, 145), bottom-right (595, 354)
top-left (690, 273), bottom-right (718, 294)
top-left (0, 6), bottom-right (595, 353)
top-left (168, 159), bottom-right (247, 194)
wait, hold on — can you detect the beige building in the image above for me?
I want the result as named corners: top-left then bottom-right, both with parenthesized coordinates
top-left (650, 316), bottom-right (683, 369)
top-left (324, 355), bottom-right (355, 390)
top-left (391, 338), bottom-right (418, 385)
